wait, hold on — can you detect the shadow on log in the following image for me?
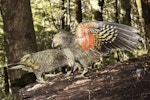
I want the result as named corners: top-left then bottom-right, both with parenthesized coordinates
top-left (19, 55), bottom-right (150, 100)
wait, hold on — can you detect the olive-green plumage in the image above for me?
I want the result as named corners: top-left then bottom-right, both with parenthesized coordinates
top-left (52, 30), bottom-right (100, 77)
top-left (8, 49), bottom-right (75, 83)
top-left (52, 21), bottom-right (142, 77)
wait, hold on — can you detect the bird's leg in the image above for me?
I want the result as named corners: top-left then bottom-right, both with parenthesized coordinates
top-left (65, 62), bottom-right (81, 76)
top-left (34, 70), bottom-right (53, 84)
top-left (75, 67), bottom-right (88, 78)
top-left (65, 63), bottom-right (75, 77)
top-left (34, 70), bottom-right (45, 83)
top-left (64, 48), bottom-right (76, 76)
top-left (65, 68), bottom-right (73, 77)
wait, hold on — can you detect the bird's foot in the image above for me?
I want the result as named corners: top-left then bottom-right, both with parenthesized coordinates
top-left (65, 71), bottom-right (72, 77)
top-left (45, 72), bottom-right (62, 78)
top-left (75, 68), bottom-right (88, 78)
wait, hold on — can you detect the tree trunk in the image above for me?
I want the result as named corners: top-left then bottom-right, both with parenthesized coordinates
top-left (120, 0), bottom-right (131, 25)
top-left (115, 0), bottom-right (119, 23)
top-left (61, 0), bottom-right (65, 29)
top-left (1, 0), bottom-right (37, 96)
top-left (66, 0), bottom-right (71, 30)
top-left (74, 0), bottom-right (82, 23)
top-left (141, 0), bottom-right (150, 54)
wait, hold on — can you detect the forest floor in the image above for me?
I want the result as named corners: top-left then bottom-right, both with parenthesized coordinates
top-left (19, 54), bottom-right (150, 100)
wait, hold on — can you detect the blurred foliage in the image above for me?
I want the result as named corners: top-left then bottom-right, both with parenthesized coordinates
top-left (0, 0), bottom-right (148, 99)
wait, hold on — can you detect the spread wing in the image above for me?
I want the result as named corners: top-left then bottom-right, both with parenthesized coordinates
top-left (75, 21), bottom-right (141, 54)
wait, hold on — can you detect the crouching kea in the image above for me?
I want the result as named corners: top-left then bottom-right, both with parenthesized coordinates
top-left (7, 48), bottom-right (76, 83)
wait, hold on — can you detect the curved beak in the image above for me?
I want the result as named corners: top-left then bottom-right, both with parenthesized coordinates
top-left (51, 42), bottom-right (54, 48)
top-left (51, 41), bottom-right (59, 48)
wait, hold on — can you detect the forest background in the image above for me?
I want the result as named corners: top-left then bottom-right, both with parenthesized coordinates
top-left (0, 0), bottom-right (150, 99)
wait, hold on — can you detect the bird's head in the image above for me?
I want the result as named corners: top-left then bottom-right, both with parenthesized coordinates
top-left (52, 30), bottom-right (73, 49)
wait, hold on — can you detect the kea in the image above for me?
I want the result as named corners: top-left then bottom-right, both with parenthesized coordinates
top-left (52, 21), bottom-right (142, 78)
top-left (6, 48), bottom-right (77, 83)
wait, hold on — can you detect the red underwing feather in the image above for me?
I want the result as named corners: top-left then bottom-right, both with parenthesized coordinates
top-left (76, 21), bottom-right (141, 53)
top-left (76, 22), bottom-right (96, 50)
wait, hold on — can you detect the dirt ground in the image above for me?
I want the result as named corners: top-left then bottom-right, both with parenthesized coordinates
top-left (19, 55), bottom-right (150, 100)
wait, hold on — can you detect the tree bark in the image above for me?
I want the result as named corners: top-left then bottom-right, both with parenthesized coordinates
top-left (115, 0), bottom-right (119, 23)
top-left (74, 0), bottom-right (82, 23)
top-left (61, 0), bottom-right (65, 29)
top-left (141, 0), bottom-right (150, 54)
top-left (120, 0), bottom-right (131, 25)
top-left (66, 0), bottom-right (71, 30)
top-left (0, 0), bottom-right (37, 96)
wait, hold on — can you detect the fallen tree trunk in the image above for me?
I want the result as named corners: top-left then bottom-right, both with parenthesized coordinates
top-left (19, 55), bottom-right (150, 100)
